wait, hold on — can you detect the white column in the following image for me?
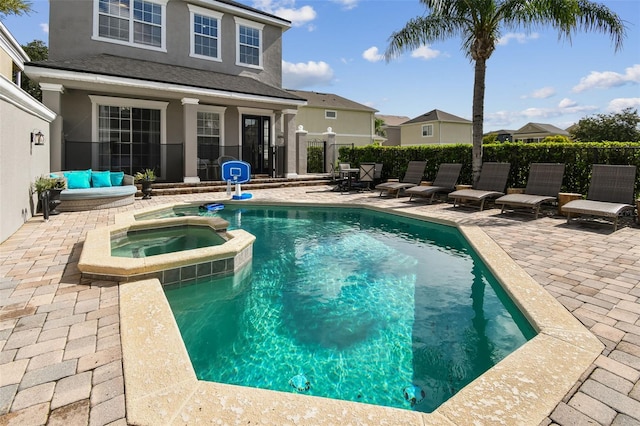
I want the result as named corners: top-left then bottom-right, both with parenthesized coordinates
top-left (182, 97), bottom-right (199, 181)
top-left (40, 83), bottom-right (64, 171)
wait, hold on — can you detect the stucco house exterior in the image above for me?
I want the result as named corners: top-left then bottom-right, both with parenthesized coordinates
top-left (0, 22), bottom-right (56, 243)
top-left (513, 122), bottom-right (570, 142)
top-left (25, 0), bottom-right (308, 182)
top-left (375, 114), bottom-right (409, 146)
top-left (400, 109), bottom-right (472, 146)
top-left (288, 89), bottom-right (378, 147)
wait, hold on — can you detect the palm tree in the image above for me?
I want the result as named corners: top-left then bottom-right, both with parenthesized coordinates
top-left (385, 0), bottom-right (626, 182)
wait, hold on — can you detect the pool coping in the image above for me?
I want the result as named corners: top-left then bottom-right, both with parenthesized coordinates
top-left (117, 201), bottom-right (604, 425)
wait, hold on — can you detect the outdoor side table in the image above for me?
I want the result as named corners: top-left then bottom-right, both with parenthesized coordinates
top-left (558, 192), bottom-right (582, 216)
top-left (455, 184), bottom-right (473, 191)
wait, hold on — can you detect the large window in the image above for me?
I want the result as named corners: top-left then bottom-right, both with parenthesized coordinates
top-left (197, 111), bottom-right (221, 180)
top-left (95, 0), bottom-right (167, 50)
top-left (90, 96), bottom-right (168, 176)
top-left (189, 5), bottom-right (223, 60)
top-left (235, 17), bottom-right (263, 68)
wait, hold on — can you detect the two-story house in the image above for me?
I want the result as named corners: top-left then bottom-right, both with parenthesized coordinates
top-left (400, 109), bottom-right (472, 146)
top-left (0, 22), bottom-right (56, 242)
top-left (25, 0), bottom-right (307, 182)
top-left (287, 89), bottom-right (378, 146)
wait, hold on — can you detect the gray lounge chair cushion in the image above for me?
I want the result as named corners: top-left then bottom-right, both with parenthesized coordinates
top-left (406, 163), bottom-right (462, 201)
top-left (561, 199), bottom-right (634, 218)
top-left (494, 193), bottom-right (556, 208)
top-left (405, 185), bottom-right (451, 196)
top-left (376, 161), bottom-right (427, 196)
top-left (448, 189), bottom-right (505, 202)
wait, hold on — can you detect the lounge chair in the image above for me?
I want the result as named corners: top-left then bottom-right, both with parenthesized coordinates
top-left (375, 161), bottom-right (427, 197)
top-left (405, 163), bottom-right (462, 203)
top-left (561, 164), bottom-right (637, 231)
top-left (495, 163), bottom-right (565, 218)
top-left (448, 162), bottom-right (511, 210)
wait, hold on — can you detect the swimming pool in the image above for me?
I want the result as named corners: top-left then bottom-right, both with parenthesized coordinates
top-left (163, 205), bottom-right (535, 412)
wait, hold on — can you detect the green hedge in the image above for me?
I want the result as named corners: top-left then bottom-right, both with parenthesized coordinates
top-left (340, 142), bottom-right (640, 197)
top-left (307, 146), bottom-right (324, 173)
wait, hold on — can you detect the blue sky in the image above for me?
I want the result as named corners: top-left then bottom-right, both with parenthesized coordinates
top-left (3, 0), bottom-right (639, 131)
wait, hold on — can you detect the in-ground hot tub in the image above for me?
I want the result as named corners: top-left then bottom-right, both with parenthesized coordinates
top-left (79, 216), bottom-right (255, 282)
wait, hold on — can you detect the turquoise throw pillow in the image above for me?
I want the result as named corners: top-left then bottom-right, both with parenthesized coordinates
top-left (110, 171), bottom-right (125, 186)
top-left (64, 170), bottom-right (91, 189)
top-left (92, 171), bottom-right (112, 188)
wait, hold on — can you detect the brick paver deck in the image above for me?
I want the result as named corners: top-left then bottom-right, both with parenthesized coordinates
top-left (1, 186), bottom-right (639, 425)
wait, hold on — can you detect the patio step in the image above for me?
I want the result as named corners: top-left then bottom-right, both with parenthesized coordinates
top-left (137, 175), bottom-right (332, 196)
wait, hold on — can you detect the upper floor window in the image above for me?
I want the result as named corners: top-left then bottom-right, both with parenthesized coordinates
top-left (325, 110), bottom-right (337, 119)
top-left (188, 5), bottom-right (223, 61)
top-left (235, 17), bottom-right (263, 68)
top-left (95, 0), bottom-right (167, 51)
top-left (422, 124), bottom-right (433, 137)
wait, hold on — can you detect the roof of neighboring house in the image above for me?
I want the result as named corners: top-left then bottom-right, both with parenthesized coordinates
top-left (514, 122), bottom-right (570, 136)
top-left (287, 89), bottom-right (377, 112)
top-left (376, 114), bottom-right (410, 127)
top-left (27, 54), bottom-right (305, 102)
top-left (402, 109), bottom-right (471, 125)
top-left (485, 129), bottom-right (517, 135)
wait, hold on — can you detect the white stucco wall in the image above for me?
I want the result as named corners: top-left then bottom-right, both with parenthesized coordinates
top-left (0, 76), bottom-right (55, 243)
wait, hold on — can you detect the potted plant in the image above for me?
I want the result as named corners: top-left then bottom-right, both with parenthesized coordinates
top-left (33, 176), bottom-right (66, 215)
top-left (134, 168), bottom-right (156, 199)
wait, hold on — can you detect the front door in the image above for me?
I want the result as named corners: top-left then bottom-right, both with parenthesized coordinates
top-left (242, 115), bottom-right (271, 176)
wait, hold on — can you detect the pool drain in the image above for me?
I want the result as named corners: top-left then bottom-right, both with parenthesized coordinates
top-left (403, 384), bottom-right (425, 406)
top-left (289, 374), bottom-right (310, 392)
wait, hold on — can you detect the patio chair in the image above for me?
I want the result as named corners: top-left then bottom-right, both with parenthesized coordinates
top-left (350, 163), bottom-right (376, 192)
top-left (448, 162), bottom-right (511, 210)
top-left (561, 164), bottom-right (637, 231)
top-left (375, 161), bottom-right (427, 198)
top-left (405, 163), bottom-right (462, 203)
top-left (495, 163), bottom-right (565, 219)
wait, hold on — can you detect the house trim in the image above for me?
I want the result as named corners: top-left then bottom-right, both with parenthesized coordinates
top-left (189, 0), bottom-right (291, 29)
top-left (26, 67), bottom-right (306, 107)
top-left (0, 75), bottom-right (56, 122)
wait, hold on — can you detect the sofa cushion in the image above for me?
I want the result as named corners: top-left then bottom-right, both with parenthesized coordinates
top-left (64, 170), bottom-right (91, 189)
top-left (110, 171), bottom-right (125, 186)
top-left (92, 171), bottom-right (112, 188)
top-left (60, 185), bottom-right (137, 200)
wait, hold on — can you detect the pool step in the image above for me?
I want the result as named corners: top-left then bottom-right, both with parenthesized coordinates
top-left (137, 175), bottom-right (332, 197)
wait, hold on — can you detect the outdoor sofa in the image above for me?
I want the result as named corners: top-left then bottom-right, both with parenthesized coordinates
top-left (50, 169), bottom-right (137, 212)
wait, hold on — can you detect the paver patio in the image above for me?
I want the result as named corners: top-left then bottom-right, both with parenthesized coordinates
top-left (1, 185), bottom-right (639, 425)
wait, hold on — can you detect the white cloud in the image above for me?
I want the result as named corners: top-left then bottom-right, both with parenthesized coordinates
top-left (410, 45), bottom-right (441, 60)
top-left (572, 64), bottom-right (640, 92)
top-left (362, 46), bottom-right (384, 63)
top-left (251, 1), bottom-right (316, 27)
top-left (40, 23), bottom-right (49, 34)
top-left (485, 102), bottom-right (597, 127)
top-left (606, 97), bottom-right (640, 112)
top-left (274, 5), bottom-right (316, 27)
top-left (282, 60), bottom-right (334, 88)
top-left (331, 0), bottom-right (359, 10)
top-left (497, 32), bottom-right (539, 46)
top-left (558, 98), bottom-right (577, 108)
top-left (523, 87), bottom-right (555, 99)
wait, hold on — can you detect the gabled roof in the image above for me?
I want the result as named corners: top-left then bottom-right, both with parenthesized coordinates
top-left (376, 114), bottom-right (410, 127)
top-left (287, 89), bottom-right (377, 112)
top-left (26, 54), bottom-right (305, 102)
top-left (402, 109), bottom-right (471, 125)
top-left (514, 122), bottom-right (569, 136)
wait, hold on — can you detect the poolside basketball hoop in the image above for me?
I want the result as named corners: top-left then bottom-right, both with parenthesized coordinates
top-left (221, 161), bottom-right (252, 200)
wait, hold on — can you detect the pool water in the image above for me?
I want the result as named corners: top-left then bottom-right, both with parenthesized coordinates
top-left (111, 225), bottom-right (225, 258)
top-left (163, 205), bottom-right (536, 412)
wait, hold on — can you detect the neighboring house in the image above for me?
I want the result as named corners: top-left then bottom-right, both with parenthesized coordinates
top-left (375, 114), bottom-right (409, 146)
top-left (0, 22), bottom-right (56, 243)
top-left (513, 122), bottom-right (570, 142)
top-left (25, 0), bottom-right (307, 182)
top-left (485, 129), bottom-right (516, 143)
top-left (400, 109), bottom-right (472, 146)
top-left (287, 89), bottom-right (378, 147)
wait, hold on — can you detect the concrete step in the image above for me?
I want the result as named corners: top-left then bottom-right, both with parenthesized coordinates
top-left (136, 176), bottom-right (332, 196)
